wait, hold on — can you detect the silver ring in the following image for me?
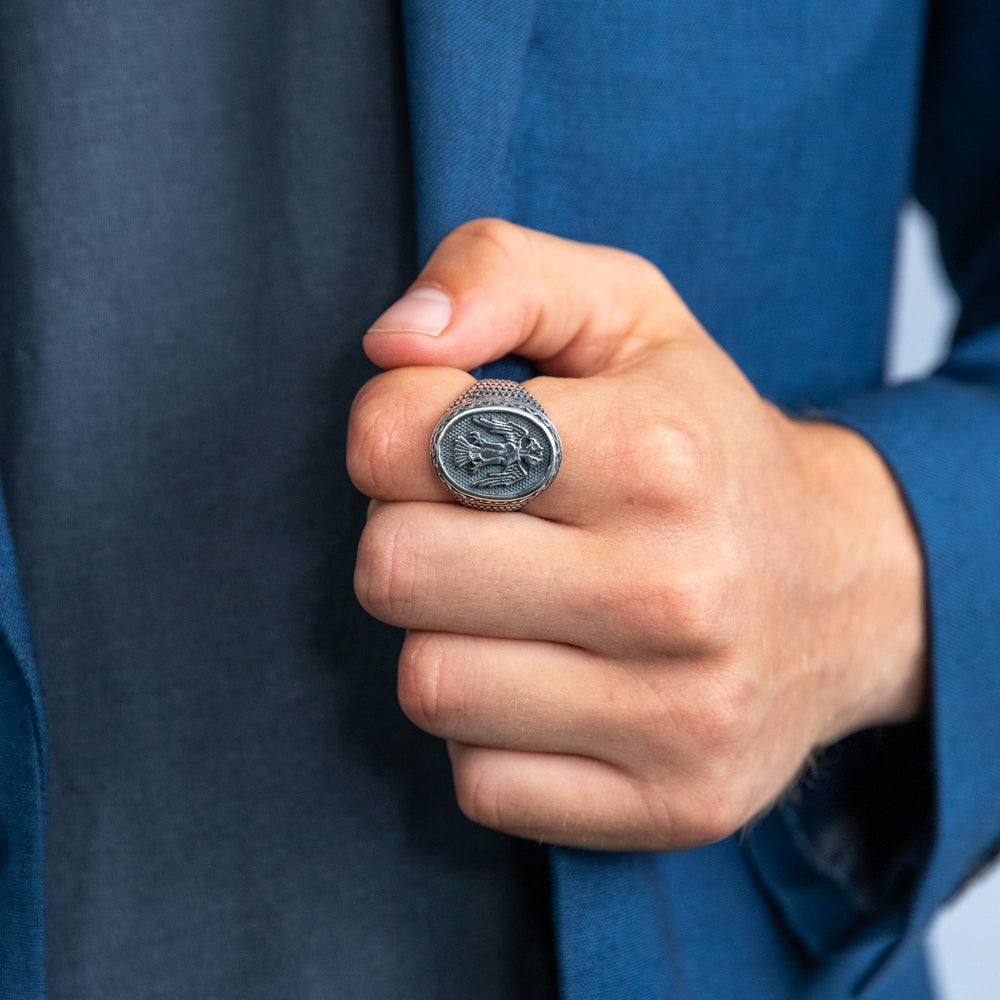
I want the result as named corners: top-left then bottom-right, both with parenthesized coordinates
top-left (430, 379), bottom-right (562, 511)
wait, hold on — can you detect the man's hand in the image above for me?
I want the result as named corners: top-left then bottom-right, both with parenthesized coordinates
top-left (347, 220), bottom-right (926, 852)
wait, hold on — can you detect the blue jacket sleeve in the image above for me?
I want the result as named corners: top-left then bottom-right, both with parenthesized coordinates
top-left (0, 482), bottom-right (47, 1000)
top-left (746, 0), bottom-right (1000, 984)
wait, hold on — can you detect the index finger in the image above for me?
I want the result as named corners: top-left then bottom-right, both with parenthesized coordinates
top-left (346, 366), bottom-right (631, 524)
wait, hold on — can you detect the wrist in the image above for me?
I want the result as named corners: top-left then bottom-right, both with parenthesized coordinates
top-left (786, 418), bottom-right (928, 744)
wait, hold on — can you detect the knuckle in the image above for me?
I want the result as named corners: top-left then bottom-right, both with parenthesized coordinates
top-left (620, 567), bottom-right (732, 657)
top-left (452, 756), bottom-right (505, 832)
top-left (396, 633), bottom-right (446, 731)
top-left (666, 666), bottom-right (769, 846)
top-left (670, 571), bottom-right (734, 651)
top-left (616, 417), bottom-right (710, 509)
top-left (346, 382), bottom-right (406, 498)
top-left (353, 508), bottom-right (424, 625)
top-left (630, 668), bottom-right (769, 848)
top-left (619, 248), bottom-right (674, 297)
top-left (634, 773), bottom-right (745, 849)
top-left (659, 423), bottom-right (710, 498)
top-left (690, 789), bottom-right (748, 846)
top-left (688, 672), bottom-right (757, 758)
top-left (450, 217), bottom-right (526, 279)
top-left (652, 422), bottom-right (711, 502)
top-left (657, 768), bottom-right (753, 848)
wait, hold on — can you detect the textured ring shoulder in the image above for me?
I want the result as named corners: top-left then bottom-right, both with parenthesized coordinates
top-left (430, 379), bottom-right (562, 511)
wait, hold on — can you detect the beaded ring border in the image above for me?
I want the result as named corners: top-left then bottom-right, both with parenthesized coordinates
top-left (430, 379), bottom-right (562, 511)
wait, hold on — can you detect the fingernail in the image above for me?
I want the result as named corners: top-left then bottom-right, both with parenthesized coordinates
top-left (367, 286), bottom-right (452, 336)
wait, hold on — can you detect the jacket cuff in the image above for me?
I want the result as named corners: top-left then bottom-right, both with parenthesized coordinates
top-left (747, 343), bottom-right (1000, 982)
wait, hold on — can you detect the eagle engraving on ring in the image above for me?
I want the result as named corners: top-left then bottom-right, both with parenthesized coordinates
top-left (453, 414), bottom-right (545, 489)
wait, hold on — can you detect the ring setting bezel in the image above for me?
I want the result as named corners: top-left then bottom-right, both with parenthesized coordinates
top-left (430, 381), bottom-right (562, 512)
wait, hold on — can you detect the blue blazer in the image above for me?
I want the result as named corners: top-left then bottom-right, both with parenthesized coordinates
top-left (3, 1), bottom-right (999, 996)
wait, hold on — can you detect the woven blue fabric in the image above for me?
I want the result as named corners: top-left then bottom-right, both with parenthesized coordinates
top-left (0, 486), bottom-right (45, 1000)
top-left (399, 0), bottom-right (1000, 997)
top-left (2, 0), bottom-right (999, 997)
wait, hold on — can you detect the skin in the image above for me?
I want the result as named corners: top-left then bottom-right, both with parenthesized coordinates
top-left (347, 219), bottom-right (927, 852)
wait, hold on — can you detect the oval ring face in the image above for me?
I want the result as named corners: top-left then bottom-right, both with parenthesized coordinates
top-left (431, 402), bottom-right (562, 511)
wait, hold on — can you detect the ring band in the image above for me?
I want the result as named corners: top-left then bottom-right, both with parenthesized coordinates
top-left (430, 379), bottom-right (562, 511)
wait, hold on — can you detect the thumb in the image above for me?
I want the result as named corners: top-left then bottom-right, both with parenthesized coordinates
top-left (363, 219), bottom-right (692, 377)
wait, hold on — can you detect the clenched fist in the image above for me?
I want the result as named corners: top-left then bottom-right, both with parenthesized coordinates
top-left (347, 220), bottom-right (926, 852)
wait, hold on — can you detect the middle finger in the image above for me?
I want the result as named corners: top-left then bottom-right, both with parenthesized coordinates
top-left (347, 366), bottom-right (626, 524)
top-left (355, 499), bottom-right (620, 650)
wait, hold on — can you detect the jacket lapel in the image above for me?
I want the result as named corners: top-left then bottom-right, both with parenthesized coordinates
top-left (401, 0), bottom-right (537, 263)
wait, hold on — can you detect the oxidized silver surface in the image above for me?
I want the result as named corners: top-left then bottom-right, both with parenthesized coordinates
top-left (430, 379), bottom-right (562, 511)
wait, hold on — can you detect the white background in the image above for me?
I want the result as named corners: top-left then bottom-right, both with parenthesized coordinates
top-left (888, 203), bottom-right (1000, 999)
